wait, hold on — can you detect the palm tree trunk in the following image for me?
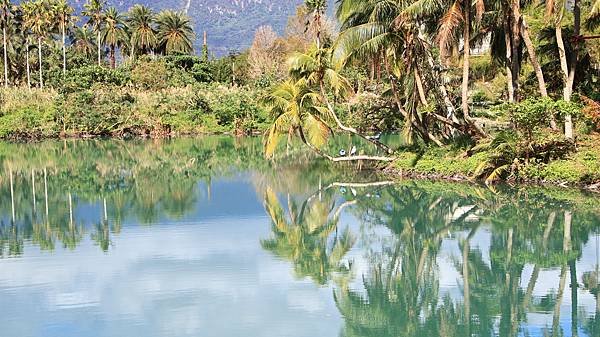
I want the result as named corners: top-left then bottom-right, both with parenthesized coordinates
top-left (503, 18), bottom-right (515, 103)
top-left (26, 39), bottom-right (31, 89)
top-left (97, 30), bottom-right (102, 66)
top-left (554, 10), bottom-right (573, 139)
top-left (415, 68), bottom-right (428, 106)
top-left (521, 18), bottom-right (547, 98)
top-left (384, 56), bottom-right (443, 146)
top-left (564, 0), bottom-right (580, 140)
top-left (38, 37), bottom-right (43, 88)
top-left (510, 0), bottom-right (522, 101)
top-left (110, 45), bottom-right (116, 69)
top-left (3, 26), bottom-right (8, 88)
top-left (425, 50), bottom-right (459, 124)
top-left (461, 2), bottom-right (471, 119)
top-left (62, 24), bottom-right (67, 77)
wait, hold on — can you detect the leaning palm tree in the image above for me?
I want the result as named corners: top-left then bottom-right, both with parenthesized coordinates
top-left (82, 0), bottom-right (105, 66)
top-left (22, 0), bottom-right (50, 88)
top-left (100, 7), bottom-right (127, 69)
top-left (263, 78), bottom-right (331, 159)
top-left (51, 0), bottom-right (74, 76)
top-left (127, 4), bottom-right (156, 58)
top-left (0, 0), bottom-right (12, 87)
top-left (288, 46), bottom-right (394, 154)
top-left (156, 10), bottom-right (194, 55)
top-left (72, 26), bottom-right (95, 59)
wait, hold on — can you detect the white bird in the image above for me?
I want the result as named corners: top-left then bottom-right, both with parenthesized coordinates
top-left (350, 188), bottom-right (357, 197)
top-left (339, 149), bottom-right (347, 156)
top-left (350, 145), bottom-right (357, 156)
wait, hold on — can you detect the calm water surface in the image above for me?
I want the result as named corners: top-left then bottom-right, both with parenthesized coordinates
top-left (1, 137), bottom-right (599, 337)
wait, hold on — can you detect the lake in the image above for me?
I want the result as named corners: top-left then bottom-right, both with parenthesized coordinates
top-left (0, 137), bottom-right (599, 337)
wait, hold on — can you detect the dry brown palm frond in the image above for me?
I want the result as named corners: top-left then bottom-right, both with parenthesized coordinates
top-left (437, 0), bottom-right (464, 53)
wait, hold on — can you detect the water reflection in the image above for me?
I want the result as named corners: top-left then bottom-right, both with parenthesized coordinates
top-left (0, 138), bottom-right (599, 337)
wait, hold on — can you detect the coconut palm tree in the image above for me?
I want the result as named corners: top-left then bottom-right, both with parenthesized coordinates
top-left (156, 10), bottom-right (194, 55)
top-left (22, 0), bottom-right (50, 88)
top-left (288, 46), bottom-right (395, 154)
top-left (0, 0), bottom-right (12, 87)
top-left (72, 26), bottom-right (95, 59)
top-left (127, 4), bottom-right (156, 58)
top-left (263, 78), bottom-right (331, 159)
top-left (100, 7), bottom-right (127, 69)
top-left (51, 0), bottom-right (74, 76)
top-left (82, 0), bottom-right (104, 66)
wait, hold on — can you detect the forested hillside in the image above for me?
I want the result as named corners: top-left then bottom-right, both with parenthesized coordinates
top-left (68, 0), bottom-right (334, 54)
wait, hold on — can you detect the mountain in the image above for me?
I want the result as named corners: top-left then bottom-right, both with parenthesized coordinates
top-left (69, 0), bottom-right (335, 56)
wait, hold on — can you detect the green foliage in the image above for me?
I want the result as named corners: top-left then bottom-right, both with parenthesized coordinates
top-left (55, 65), bottom-right (131, 92)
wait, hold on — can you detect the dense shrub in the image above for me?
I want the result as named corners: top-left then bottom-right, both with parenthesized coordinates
top-left (57, 66), bottom-right (131, 93)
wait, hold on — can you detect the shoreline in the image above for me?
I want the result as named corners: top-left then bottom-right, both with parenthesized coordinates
top-left (384, 165), bottom-right (600, 193)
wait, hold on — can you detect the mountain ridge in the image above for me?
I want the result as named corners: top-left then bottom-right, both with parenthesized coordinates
top-left (68, 0), bottom-right (335, 55)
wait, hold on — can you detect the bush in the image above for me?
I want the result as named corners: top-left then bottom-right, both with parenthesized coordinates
top-left (58, 65), bottom-right (131, 93)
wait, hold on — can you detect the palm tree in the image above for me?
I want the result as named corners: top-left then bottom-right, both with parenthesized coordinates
top-left (436, 0), bottom-right (485, 121)
top-left (304, 0), bottom-right (327, 48)
top-left (288, 46), bottom-right (394, 154)
top-left (127, 4), bottom-right (156, 58)
top-left (72, 26), bottom-right (95, 59)
top-left (263, 78), bottom-right (331, 159)
top-left (156, 10), bottom-right (194, 55)
top-left (22, 0), bottom-right (50, 88)
top-left (51, 0), bottom-right (74, 77)
top-left (100, 7), bottom-right (127, 69)
top-left (0, 0), bottom-right (12, 87)
top-left (82, 0), bottom-right (104, 66)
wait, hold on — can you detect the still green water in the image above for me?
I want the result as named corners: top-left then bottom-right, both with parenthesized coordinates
top-left (0, 137), bottom-right (599, 337)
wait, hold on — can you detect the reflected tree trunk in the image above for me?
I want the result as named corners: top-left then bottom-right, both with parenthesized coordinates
top-left (31, 169), bottom-right (36, 214)
top-left (10, 168), bottom-right (15, 222)
top-left (44, 168), bottom-right (48, 218)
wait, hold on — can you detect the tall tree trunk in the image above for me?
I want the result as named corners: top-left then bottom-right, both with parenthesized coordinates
top-left (521, 18), bottom-right (547, 97)
top-left (110, 45), bottom-right (116, 69)
top-left (564, 0), bottom-right (580, 140)
top-left (461, 3), bottom-right (471, 119)
top-left (570, 259), bottom-right (579, 337)
top-left (26, 38), bottom-right (31, 89)
top-left (503, 18), bottom-right (515, 103)
top-left (3, 26), bottom-right (7, 88)
top-left (97, 31), bottom-right (102, 66)
top-left (510, 0), bottom-right (522, 101)
top-left (38, 37), bottom-right (43, 88)
top-left (521, 17), bottom-right (556, 129)
top-left (554, 9), bottom-right (573, 138)
top-left (62, 24), bottom-right (67, 77)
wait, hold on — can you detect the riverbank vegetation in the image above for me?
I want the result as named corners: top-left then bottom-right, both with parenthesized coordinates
top-left (0, 0), bottom-right (599, 186)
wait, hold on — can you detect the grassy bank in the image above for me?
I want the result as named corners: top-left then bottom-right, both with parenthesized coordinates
top-left (390, 133), bottom-right (600, 189)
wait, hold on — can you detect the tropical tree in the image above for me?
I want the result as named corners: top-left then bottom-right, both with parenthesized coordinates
top-left (263, 78), bottom-right (331, 159)
top-left (100, 7), bottom-right (127, 69)
top-left (82, 0), bottom-right (104, 66)
top-left (72, 26), bottom-right (95, 59)
top-left (51, 0), bottom-right (74, 76)
top-left (156, 10), bottom-right (194, 55)
top-left (127, 4), bottom-right (156, 58)
top-left (22, 0), bottom-right (50, 88)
